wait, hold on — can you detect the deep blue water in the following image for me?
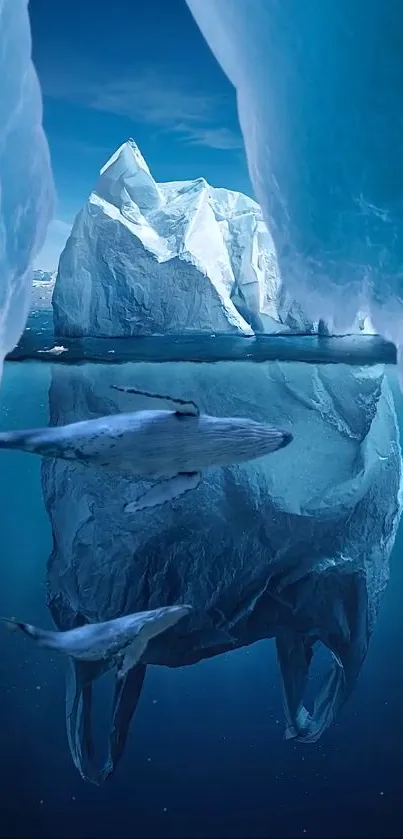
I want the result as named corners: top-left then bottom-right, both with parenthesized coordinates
top-left (0, 361), bottom-right (402, 839)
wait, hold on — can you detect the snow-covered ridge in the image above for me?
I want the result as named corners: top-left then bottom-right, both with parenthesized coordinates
top-left (96, 138), bottom-right (164, 213)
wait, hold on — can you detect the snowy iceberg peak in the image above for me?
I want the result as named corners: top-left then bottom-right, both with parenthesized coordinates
top-left (53, 137), bottom-right (312, 338)
top-left (95, 138), bottom-right (164, 213)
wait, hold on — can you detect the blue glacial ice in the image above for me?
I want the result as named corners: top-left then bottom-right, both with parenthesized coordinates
top-left (187, 0), bottom-right (403, 375)
top-left (0, 0), bottom-right (53, 378)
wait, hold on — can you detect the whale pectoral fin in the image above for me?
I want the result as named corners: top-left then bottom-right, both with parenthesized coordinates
top-left (124, 472), bottom-right (202, 513)
top-left (116, 635), bottom-right (148, 680)
top-left (111, 385), bottom-right (199, 416)
top-left (116, 606), bottom-right (191, 679)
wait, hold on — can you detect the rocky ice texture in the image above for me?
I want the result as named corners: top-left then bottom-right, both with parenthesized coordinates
top-left (52, 139), bottom-right (311, 338)
top-left (0, 0), bottom-right (54, 375)
top-left (187, 0), bottom-right (403, 376)
top-left (42, 358), bottom-right (401, 783)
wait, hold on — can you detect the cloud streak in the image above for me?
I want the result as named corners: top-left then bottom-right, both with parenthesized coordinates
top-left (45, 68), bottom-right (243, 151)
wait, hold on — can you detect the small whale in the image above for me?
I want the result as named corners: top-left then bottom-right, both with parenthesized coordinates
top-left (1, 605), bottom-right (192, 679)
top-left (0, 385), bottom-right (293, 512)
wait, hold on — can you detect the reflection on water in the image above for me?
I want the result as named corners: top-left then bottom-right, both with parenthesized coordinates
top-left (0, 358), bottom-right (402, 837)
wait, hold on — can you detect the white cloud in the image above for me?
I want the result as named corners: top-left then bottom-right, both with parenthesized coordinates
top-left (33, 218), bottom-right (72, 272)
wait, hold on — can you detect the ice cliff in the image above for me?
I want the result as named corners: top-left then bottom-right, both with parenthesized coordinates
top-left (187, 0), bottom-right (403, 376)
top-left (0, 0), bottom-right (53, 378)
top-left (52, 139), bottom-right (311, 338)
top-left (41, 145), bottom-right (402, 781)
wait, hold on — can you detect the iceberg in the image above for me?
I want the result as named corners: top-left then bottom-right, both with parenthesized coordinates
top-left (52, 139), bottom-right (313, 338)
top-left (38, 143), bottom-right (402, 783)
top-left (0, 0), bottom-right (54, 378)
top-left (186, 0), bottom-right (403, 375)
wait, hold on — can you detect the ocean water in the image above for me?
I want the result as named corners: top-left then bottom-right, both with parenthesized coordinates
top-left (0, 357), bottom-right (402, 839)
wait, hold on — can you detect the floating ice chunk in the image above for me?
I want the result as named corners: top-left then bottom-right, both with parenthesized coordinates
top-left (0, 0), bottom-right (54, 379)
top-left (38, 345), bottom-right (67, 355)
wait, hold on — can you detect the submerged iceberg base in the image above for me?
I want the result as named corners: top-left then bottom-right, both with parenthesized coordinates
top-left (41, 359), bottom-right (401, 783)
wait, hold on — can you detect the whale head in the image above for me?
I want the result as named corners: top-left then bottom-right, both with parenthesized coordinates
top-left (186, 415), bottom-right (294, 470)
top-left (231, 419), bottom-right (293, 460)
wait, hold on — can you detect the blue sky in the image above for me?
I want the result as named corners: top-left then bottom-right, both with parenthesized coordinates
top-left (29, 0), bottom-right (252, 270)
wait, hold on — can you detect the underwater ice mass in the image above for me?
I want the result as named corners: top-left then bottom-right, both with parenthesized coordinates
top-left (1, 0), bottom-right (403, 786)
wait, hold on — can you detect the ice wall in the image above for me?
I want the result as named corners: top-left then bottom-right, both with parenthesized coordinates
top-left (187, 0), bottom-right (403, 372)
top-left (0, 0), bottom-right (54, 378)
